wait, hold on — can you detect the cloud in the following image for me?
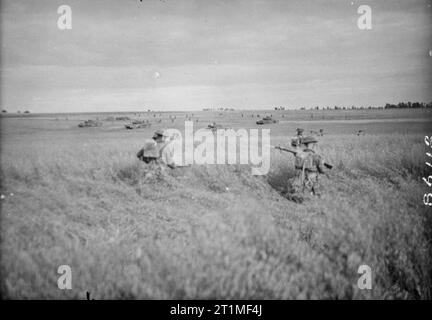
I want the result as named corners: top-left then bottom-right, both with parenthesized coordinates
top-left (1, 0), bottom-right (431, 112)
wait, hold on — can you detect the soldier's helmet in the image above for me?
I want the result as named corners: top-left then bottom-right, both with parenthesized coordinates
top-left (152, 129), bottom-right (168, 139)
top-left (302, 136), bottom-right (318, 145)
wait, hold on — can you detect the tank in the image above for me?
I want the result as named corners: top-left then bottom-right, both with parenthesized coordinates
top-left (256, 117), bottom-right (277, 125)
top-left (78, 120), bottom-right (102, 127)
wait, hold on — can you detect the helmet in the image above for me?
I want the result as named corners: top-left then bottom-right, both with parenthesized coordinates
top-left (152, 129), bottom-right (168, 139)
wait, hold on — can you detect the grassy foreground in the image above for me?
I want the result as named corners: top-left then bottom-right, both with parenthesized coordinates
top-left (0, 133), bottom-right (431, 299)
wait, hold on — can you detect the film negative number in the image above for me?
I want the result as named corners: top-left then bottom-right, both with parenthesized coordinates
top-left (423, 175), bottom-right (432, 188)
top-left (424, 194), bottom-right (432, 206)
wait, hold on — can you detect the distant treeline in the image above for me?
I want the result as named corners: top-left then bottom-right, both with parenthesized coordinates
top-left (384, 102), bottom-right (432, 109)
top-left (299, 106), bottom-right (384, 111)
top-left (203, 107), bottom-right (235, 111)
top-left (297, 102), bottom-right (432, 110)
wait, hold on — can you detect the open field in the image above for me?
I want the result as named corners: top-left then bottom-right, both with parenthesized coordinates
top-left (1, 109), bottom-right (431, 299)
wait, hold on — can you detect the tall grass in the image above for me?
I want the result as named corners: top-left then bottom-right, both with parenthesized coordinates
top-left (0, 133), bottom-right (431, 299)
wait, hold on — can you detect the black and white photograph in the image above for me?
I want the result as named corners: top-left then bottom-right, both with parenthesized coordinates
top-left (0, 0), bottom-right (431, 305)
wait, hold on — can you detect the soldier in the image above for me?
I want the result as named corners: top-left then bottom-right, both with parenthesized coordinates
top-left (292, 136), bottom-right (326, 197)
top-left (137, 130), bottom-right (177, 169)
top-left (291, 128), bottom-right (304, 148)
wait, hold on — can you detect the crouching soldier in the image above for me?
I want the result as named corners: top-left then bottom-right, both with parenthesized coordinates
top-left (137, 130), bottom-right (177, 169)
top-left (292, 136), bottom-right (327, 197)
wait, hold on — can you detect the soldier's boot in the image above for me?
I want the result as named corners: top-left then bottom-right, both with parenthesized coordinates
top-left (312, 175), bottom-right (322, 198)
top-left (312, 186), bottom-right (321, 198)
top-left (290, 194), bottom-right (304, 203)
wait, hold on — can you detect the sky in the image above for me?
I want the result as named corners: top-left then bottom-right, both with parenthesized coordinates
top-left (1, 0), bottom-right (431, 112)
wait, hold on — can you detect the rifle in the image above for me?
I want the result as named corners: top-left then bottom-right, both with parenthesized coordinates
top-left (271, 145), bottom-right (333, 169)
top-left (173, 164), bottom-right (191, 169)
top-left (271, 145), bottom-right (298, 155)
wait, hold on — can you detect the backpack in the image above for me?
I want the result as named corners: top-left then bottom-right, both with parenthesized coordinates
top-left (137, 139), bottom-right (160, 163)
top-left (294, 150), bottom-right (315, 171)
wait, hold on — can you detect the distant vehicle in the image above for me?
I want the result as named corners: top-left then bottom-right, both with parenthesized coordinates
top-left (125, 123), bottom-right (151, 129)
top-left (78, 120), bottom-right (102, 127)
top-left (125, 120), bottom-right (151, 129)
top-left (131, 119), bottom-right (148, 125)
top-left (256, 116), bottom-right (278, 125)
top-left (206, 122), bottom-right (224, 131)
top-left (205, 122), bottom-right (232, 132)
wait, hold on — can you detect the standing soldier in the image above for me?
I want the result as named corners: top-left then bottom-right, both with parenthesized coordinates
top-left (292, 136), bottom-right (327, 197)
top-left (291, 128), bottom-right (304, 148)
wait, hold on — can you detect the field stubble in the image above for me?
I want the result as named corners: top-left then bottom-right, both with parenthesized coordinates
top-left (0, 128), bottom-right (431, 299)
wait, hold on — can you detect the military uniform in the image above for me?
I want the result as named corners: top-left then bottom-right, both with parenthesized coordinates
top-left (137, 139), bottom-right (160, 164)
top-left (291, 128), bottom-right (304, 148)
top-left (137, 130), bottom-right (177, 168)
top-left (292, 136), bottom-right (326, 197)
